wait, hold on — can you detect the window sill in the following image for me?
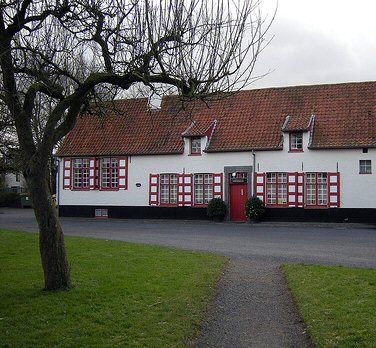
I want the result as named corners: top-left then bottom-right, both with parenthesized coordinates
top-left (304, 205), bottom-right (328, 209)
top-left (288, 150), bottom-right (304, 153)
top-left (99, 188), bottom-right (120, 191)
top-left (359, 172), bottom-right (372, 175)
top-left (265, 204), bottom-right (289, 208)
top-left (188, 153), bottom-right (202, 156)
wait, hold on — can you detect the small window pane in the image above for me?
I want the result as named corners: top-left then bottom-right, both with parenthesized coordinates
top-left (290, 133), bottom-right (303, 151)
top-left (267, 173), bottom-right (276, 183)
top-left (191, 138), bottom-right (201, 154)
top-left (160, 174), bottom-right (178, 204)
top-left (194, 173), bottom-right (214, 205)
top-left (359, 160), bottom-right (372, 174)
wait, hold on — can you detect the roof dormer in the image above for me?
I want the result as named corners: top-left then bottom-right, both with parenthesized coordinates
top-left (182, 120), bottom-right (217, 154)
top-left (282, 114), bottom-right (315, 152)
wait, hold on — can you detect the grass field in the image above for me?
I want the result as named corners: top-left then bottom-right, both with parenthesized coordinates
top-left (283, 264), bottom-right (376, 347)
top-left (0, 230), bottom-right (227, 347)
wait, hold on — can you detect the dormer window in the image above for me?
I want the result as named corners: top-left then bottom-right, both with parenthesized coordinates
top-left (290, 132), bottom-right (303, 152)
top-left (190, 137), bottom-right (202, 155)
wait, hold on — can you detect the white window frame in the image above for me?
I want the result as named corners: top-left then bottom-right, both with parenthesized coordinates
top-left (359, 160), bottom-right (372, 174)
top-left (266, 172), bottom-right (287, 205)
top-left (160, 174), bottom-right (178, 205)
top-left (72, 158), bottom-right (90, 189)
top-left (290, 132), bottom-right (303, 151)
top-left (305, 172), bottom-right (328, 206)
top-left (190, 137), bottom-right (202, 155)
top-left (194, 173), bottom-right (214, 205)
top-left (100, 157), bottom-right (119, 189)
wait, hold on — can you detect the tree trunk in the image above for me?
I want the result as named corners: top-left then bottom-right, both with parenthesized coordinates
top-left (26, 165), bottom-right (71, 290)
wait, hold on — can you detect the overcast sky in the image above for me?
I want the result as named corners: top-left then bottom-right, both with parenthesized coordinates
top-left (251, 0), bottom-right (376, 88)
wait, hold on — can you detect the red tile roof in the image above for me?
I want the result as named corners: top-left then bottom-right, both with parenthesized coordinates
top-left (282, 114), bottom-right (312, 132)
top-left (57, 81), bottom-right (376, 156)
top-left (181, 120), bottom-right (214, 137)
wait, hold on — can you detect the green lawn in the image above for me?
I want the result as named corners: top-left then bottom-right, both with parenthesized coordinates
top-left (0, 230), bottom-right (227, 347)
top-left (283, 264), bottom-right (376, 347)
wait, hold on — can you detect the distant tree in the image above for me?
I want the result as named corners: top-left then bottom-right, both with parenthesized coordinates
top-left (0, 0), bottom-right (273, 290)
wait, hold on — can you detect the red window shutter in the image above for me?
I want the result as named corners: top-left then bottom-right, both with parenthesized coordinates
top-left (178, 174), bottom-right (184, 206)
top-left (89, 158), bottom-right (96, 190)
top-left (213, 173), bottom-right (223, 199)
top-left (118, 157), bottom-right (128, 189)
top-left (255, 173), bottom-right (266, 202)
top-left (149, 174), bottom-right (159, 205)
top-left (328, 172), bottom-right (340, 207)
top-left (95, 158), bottom-right (100, 189)
top-left (296, 172), bottom-right (304, 207)
top-left (287, 173), bottom-right (297, 207)
top-left (63, 158), bottom-right (71, 190)
top-left (182, 174), bottom-right (193, 206)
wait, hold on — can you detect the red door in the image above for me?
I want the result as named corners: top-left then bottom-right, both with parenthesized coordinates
top-left (230, 184), bottom-right (248, 221)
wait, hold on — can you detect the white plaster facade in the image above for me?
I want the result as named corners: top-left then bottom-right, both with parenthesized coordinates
top-left (4, 172), bottom-right (26, 190)
top-left (57, 132), bottom-right (376, 209)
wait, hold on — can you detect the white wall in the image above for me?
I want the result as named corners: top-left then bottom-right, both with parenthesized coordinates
top-left (58, 134), bottom-right (376, 209)
top-left (4, 173), bottom-right (26, 189)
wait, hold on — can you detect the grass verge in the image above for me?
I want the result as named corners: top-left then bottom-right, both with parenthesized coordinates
top-left (282, 264), bottom-right (376, 347)
top-left (0, 230), bottom-right (226, 347)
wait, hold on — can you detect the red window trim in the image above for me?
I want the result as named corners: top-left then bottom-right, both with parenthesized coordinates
top-left (190, 137), bottom-right (202, 155)
top-left (159, 173), bottom-right (179, 206)
top-left (72, 158), bottom-right (91, 190)
top-left (289, 132), bottom-right (303, 152)
top-left (305, 172), bottom-right (328, 208)
top-left (100, 157), bottom-right (120, 191)
top-left (265, 172), bottom-right (288, 207)
top-left (69, 156), bottom-right (128, 191)
top-left (193, 173), bottom-right (214, 206)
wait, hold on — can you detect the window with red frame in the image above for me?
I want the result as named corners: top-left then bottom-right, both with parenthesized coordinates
top-left (266, 172), bottom-right (287, 205)
top-left (290, 132), bottom-right (303, 151)
top-left (160, 174), bottom-right (178, 204)
top-left (194, 174), bottom-right (213, 204)
top-left (72, 158), bottom-right (90, 189)
top-left (305, 172), bottom-right (328, 206)
top-left (101, 158), bottom-right (119, 189)
top-left (190, 137), bottom-right (201, 155)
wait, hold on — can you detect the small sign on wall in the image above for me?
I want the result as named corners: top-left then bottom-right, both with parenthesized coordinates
top-left (95, 208), bottom-right (108, 219)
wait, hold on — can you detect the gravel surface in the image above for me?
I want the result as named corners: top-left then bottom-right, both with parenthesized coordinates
top-left (194, 258), bottom-right (312, 348)
top-left (1, 208), bottom-right (376, 347)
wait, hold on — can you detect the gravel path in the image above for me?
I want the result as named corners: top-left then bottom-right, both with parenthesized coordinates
top-left (195, 258), bottom-right (312, 347)
top-left (2, 208), bottom-right (376, 347)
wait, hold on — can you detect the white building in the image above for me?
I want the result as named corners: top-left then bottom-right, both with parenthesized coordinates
top-left (4, 172), bottom-right (26, 193)
top-left (56, 81), bottom-right (376, 222)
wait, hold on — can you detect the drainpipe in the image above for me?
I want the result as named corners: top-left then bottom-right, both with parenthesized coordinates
top-left (56, 158), bottom-right (60, 215)
top-left (252, 150), bottom-right (257, 197)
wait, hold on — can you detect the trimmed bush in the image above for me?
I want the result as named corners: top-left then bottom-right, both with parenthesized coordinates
top-left (245, 197), bottom-right (265, 222)
top-left (0, 192), bottom-right (21, 208)
top-left (207, 198), bottom-right (227, 221)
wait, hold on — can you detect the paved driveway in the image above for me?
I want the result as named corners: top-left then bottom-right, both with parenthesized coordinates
top-left (1, 208), bottom-right (376, 347)
top-left (2, 208), bottom-right (375, 267)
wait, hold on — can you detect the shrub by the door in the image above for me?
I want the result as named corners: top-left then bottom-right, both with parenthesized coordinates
top-left (245, 197), bottom-right (265, 222)
top-left (207, 198), bottom-right (227, 221)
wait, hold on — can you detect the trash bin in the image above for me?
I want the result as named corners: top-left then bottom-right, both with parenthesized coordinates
top-left (20, 194), bottom-right (32, 208)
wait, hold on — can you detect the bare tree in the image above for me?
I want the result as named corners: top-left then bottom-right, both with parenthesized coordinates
top-left (0, 0), bottom-right (272, 290)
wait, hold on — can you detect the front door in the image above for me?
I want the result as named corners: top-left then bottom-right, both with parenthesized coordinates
top-left (230, 183), bottom-right (248, 221)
